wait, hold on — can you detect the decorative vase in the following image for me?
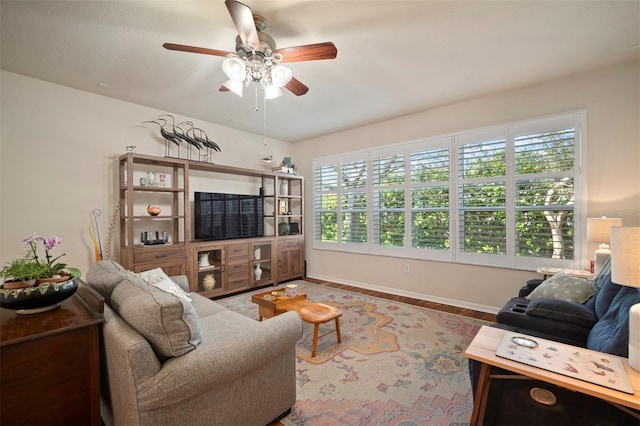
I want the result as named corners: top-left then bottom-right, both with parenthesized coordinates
top-left (286, 284), bottom-right (298, 297)
top-left (280, 182), bottom-right (288, 196)
top-left (147, 171), bottom-right (157, 186)
top-left (202, 274), bottom-right (216, 291)
top-left (278, 222), bottom-right (290, 236)
top-left (198, 252), bottom-right (210, 268)
top-left (254, 247), bottom-right (261, 260)
top-left (254, 264), bottom-right (262, 281)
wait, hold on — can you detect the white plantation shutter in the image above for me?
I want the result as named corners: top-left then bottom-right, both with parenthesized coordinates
top-left (457, 138), bottom-right (507, 255)
top-left (372, 153), bottom-right (405, 248)
top-left (514, 127), bottom-right (576, 259)
top-left (410, 144), bottom-right (450, 251)
top-left (341, 159), bottom-right (368, 244)
top-left (312, 111), bottom-right (585, 270)
top-left (314, 162), bottom-right (338, 243)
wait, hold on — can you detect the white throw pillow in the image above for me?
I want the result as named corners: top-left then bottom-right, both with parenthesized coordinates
top-left (525, 272), bottom-right (594, 304)
top-left (137, 268), bottom-right (192, 303)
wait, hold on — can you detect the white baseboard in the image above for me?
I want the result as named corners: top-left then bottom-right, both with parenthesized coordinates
top-left (306, 272), bottom-right (500, 315)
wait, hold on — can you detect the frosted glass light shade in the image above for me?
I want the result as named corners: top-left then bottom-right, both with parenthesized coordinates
top-left (270, 64), bottom-right (292, 87)
top-left (222, 57), bottom-right (246, 81)
top-left (264, 85), bottom-right (283, 100)
top-left (223, 79), bottom-right (243, 97)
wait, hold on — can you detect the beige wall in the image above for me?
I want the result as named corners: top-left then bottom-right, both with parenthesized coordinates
top-left (2, 60), bottom-right (638, 313)
top-left (0, 71), bottom-right (293, 275)
top-left (294, 59), bottom-right (640, 313)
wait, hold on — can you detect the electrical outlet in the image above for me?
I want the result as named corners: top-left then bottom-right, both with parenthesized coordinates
top-left (404, 264), bottom-right (410, 273)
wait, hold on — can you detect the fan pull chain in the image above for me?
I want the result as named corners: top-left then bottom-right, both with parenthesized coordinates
top-left (263, 90), bottom-right (268, 147)
top-left (255, 84), bottom-right (259, 112)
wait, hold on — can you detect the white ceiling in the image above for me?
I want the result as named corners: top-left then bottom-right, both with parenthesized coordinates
top-left (1, 1), bottom-right (638, 142)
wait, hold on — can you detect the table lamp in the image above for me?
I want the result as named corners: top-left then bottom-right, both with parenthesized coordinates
top-left (587, 216), bottom-right (623, 274)
top-left (610, 226), bottom-right (640, 371)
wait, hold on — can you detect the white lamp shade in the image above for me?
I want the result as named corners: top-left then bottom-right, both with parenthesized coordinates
top-left (610, 226), bottom-right (640, 372)
top-left (222, 57), bottom-right (246, 81)
top-left (264, 85), bottom-right (283, 100)
top-left (610, 226), bottom-right (640, 288)
top-left (270, 64), bottom-right (292, 87)
top-left (587, 217), bottom-right (623, 243)
top-left (222, 79), bottom-right (243, 97)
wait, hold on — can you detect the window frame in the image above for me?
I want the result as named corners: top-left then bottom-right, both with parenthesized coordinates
top-left (312, 111), bottom-right (587, 271)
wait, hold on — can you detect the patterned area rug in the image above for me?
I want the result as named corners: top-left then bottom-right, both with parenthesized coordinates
top-left (216, 281), bottom-right (489, 426)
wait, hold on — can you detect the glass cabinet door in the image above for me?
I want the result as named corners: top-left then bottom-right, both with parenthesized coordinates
top-left (194, 246), bottom-right (224, 294)
top-left (251, 240), bottom-right (274, 286)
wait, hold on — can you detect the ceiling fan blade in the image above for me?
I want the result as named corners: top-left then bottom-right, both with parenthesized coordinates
top-left (285, 77), bottom-right (309, 96)
top-left (163, 43), bottom-right (232, 57)
top-left (277, 42), bottom-right (337, 63)
top-left (225, 0), bottom-right (261, 50)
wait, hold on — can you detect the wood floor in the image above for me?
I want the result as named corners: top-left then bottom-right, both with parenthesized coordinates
top-left (267, 278), bottom-right (495, 426)
top-left (304, 277), bottom-right (497, 322)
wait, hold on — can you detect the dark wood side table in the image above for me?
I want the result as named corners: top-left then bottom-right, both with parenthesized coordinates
top-left (0, 281), bottom-right (105, 425)
top-left (465, 325), bottom-right (640, 425)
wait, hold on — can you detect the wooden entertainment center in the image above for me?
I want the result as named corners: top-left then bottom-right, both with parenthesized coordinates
top-left (119, 153), bottom-right (304, 297)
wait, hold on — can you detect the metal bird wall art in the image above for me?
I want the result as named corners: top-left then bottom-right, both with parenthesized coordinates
top-left (142, 114), bottom-right (222, 161)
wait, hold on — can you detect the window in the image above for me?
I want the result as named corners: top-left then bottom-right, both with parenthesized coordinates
top-left (372, 152), bottom-right (405, 248)
top-left (314, 163), bottom-right (338, 243)
top-left (410, 144), bottom-right (450, 251)
top-left (341, 158), bottom-right (367, 245)
top-left (313, 111), bottom-right (585, 270)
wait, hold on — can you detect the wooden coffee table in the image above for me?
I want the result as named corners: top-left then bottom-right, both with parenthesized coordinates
top-left (251, 287), bottom-right (342, 357)
top-left (251, 287), bottom-right (307, 321)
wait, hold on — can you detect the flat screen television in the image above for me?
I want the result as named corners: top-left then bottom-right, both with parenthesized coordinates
top-left (194, 192), bottom-right (264, 241)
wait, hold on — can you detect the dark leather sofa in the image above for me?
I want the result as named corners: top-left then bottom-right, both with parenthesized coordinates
top-left (495, 258), bottom-right (639, 354)
top-left (469, 257), bottom-right (640, 425)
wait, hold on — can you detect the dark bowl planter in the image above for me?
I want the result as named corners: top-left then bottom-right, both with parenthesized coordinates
top-left (0, 278), bottom-right (78, 314)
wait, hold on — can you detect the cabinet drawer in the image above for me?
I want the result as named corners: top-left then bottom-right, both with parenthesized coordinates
top-left (227, 261), bottom-right (249, 274)
top-left (278, 238), bottom-right (302, 248)
top-left (135, 248), bottom-right (186, 264)
top-left (227, 243), bottom-right (249, 258)
top-left (227, 274), bottom-right (250, 290)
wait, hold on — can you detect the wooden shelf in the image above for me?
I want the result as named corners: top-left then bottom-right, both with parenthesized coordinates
top-left (119, 153), bottom-right (304, 296)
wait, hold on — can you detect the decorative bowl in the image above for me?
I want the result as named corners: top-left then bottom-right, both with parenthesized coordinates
top-left (0, 278), bottom-right (78, 314)
top-left (147, 205), bottom-right (161, 216)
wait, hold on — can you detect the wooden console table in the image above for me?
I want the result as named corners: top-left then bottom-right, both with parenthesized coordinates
top-left (0, 282), bottom-right (105, 425)
top-left (465, 325), bottom-right (640, 426)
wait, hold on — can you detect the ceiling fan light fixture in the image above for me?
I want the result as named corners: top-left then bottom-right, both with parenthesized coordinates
top-left (223, 79), bottom-right (244, 97)
top-left (222, 57), bottom-right (246, 81)
top-left (270, 64), bottom-right (293, 87)
top-left (264, 85), bottom-right (283, 100)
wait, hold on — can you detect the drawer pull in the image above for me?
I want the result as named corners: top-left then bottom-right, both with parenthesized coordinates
top-left (155, 254), bottom-right (168, 259)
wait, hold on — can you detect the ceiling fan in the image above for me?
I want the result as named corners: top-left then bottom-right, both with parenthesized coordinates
top-left (163, 0), bottom-right (337, 98)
